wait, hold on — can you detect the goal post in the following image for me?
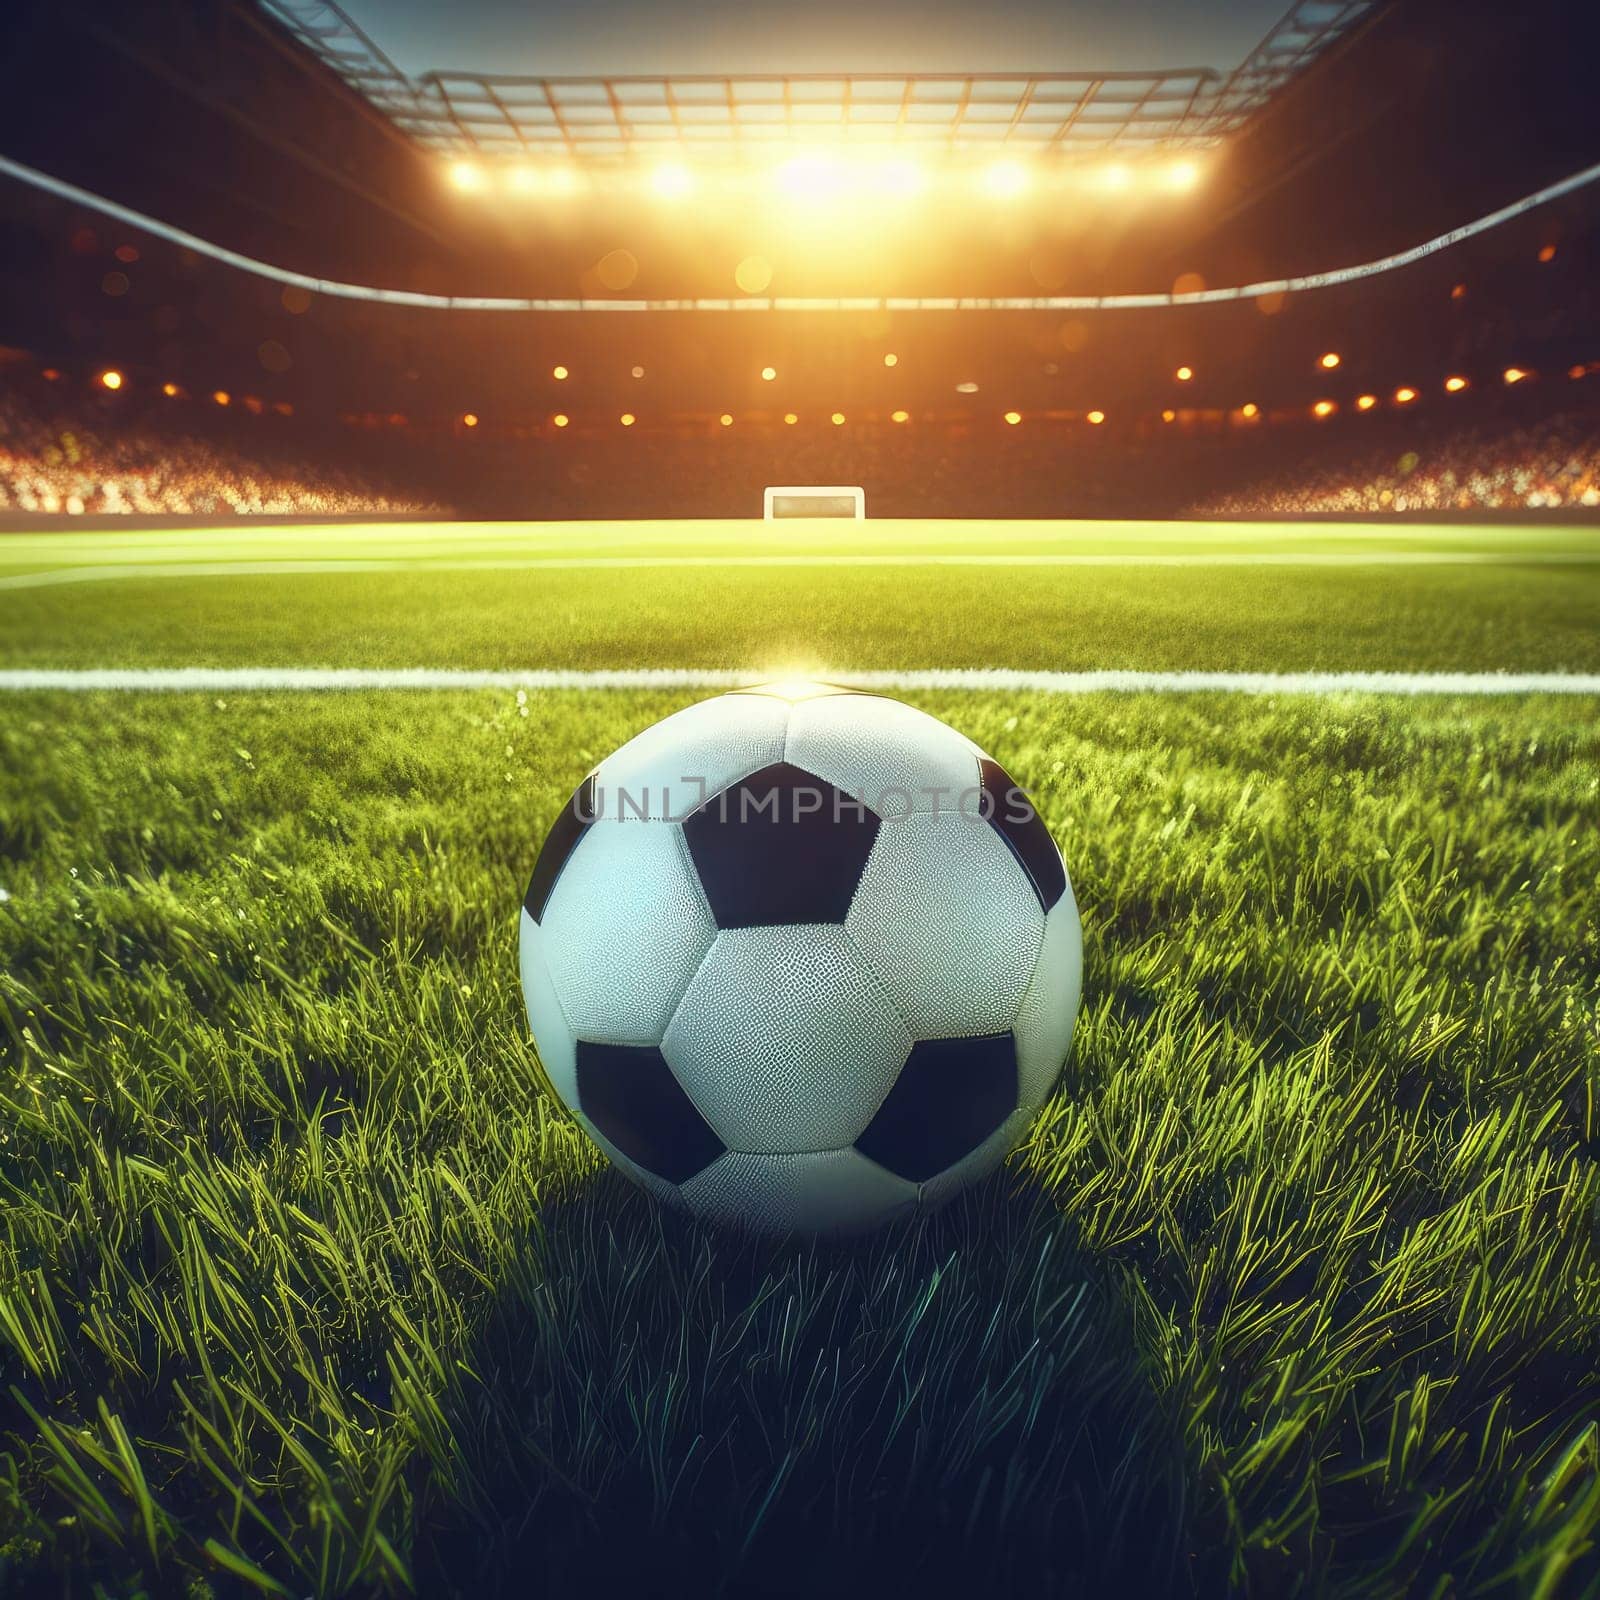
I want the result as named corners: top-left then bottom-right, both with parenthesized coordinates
top-left (763, 485), bottom-right (866, 520)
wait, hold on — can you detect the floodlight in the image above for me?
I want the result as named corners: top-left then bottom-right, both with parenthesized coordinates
top-left (650, 162), bottom-right (694, 199)
top-left (779, 153), bottom-right (844, 201)
top-left (873, 157), bottom-right (928, 198)
top-left (983, 159), bottom-right (1031, 199)
top-left (1096, 163), bottom-right (1133, 193)
top-left (449, 161), bottom-right (486, 193)
top-left (1165, 159), bottom-right (1201, 191)
top-left (99, 369), bottom-right (123, 391)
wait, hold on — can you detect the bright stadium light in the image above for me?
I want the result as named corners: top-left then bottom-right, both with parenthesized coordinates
top-left (620, 412), bottom-right (636, 427)
top-left (761, 366), bottom-right (777, 381)
top-left (449, 161), bottom-right (486, 193)
top-left (779, 153), bottom-right (845, 201)
top-left (1356, 393), bottom-right (1378, 410)
top-left (883, 353), bottom-right (898, 368)
top-left (1003, 411), bottom-right (1022, 425)
top-left (1161, 408), bottom-right (1176, 422)
top-left (553, 413), bottom-right (570, 428)
top-left (1394, 386), bottom-right (1417, 403)
top-left (872, 156), bottom-right (928, 198)
top-left (1444, 374), bottom-right (1469, 392)
top-left (462, 412), bottom-right (479, 428)
top-left (212, 389), bottom-right (231, 407)
top-left (1165, 159), bottom-right (1201, 192)
top-left (552, 365), bottom-right (569, 380)
top-left (1319, 351), bottom-right (1341, 370)
top-left (831, 411), bottom-right (846, 425)
top-left (161, 381), bottom-right (179, 397)
top-left (1086, 409), bottom-right (1105, 425)
top-left (983, 159), bottom-right (1031, 199)
top-left (1313, 399), bottom-right (1337, 417)
top-left (1240, 402), bottom-right (1259, 418)
top-left (1096, 162), bottom-right (1133, 193)
top-left (784, 412), bottom-right (799, 425)
top-left (891, 409), bottom-right (910, 423)
top-left (1503, 367), bottom-right (1529, 384)
top-left (720, 413), bottom-right (734, 426)
top-left (650, 162), bottom-right (694, 199)
top-left (99, 369), bottom-right (123, 391)
top-left (1175, 365), bottom-right (1194, 382)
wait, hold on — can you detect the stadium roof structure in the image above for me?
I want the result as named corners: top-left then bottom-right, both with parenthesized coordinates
top-left (258, 0), bottom-right (1381, 161)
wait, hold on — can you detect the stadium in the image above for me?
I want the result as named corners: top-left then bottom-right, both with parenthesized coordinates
top-left (0, 0), bottom-right (1597, 1593)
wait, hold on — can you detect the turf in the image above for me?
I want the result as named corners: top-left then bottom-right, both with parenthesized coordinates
top-left (1, 520), bottom-right (1598, 673)
top-left (0, 685), bottom-right (1596, 1598)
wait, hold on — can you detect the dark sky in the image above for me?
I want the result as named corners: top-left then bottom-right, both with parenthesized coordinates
top-left (339, 0), bottom-right (1290, 78)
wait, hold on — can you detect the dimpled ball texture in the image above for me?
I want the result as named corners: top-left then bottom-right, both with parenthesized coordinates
top-left (519, 682), bottom-right (1081, 1234)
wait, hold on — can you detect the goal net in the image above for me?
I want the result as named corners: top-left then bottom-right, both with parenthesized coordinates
top-left (763, 485), bottom-right (865, 520)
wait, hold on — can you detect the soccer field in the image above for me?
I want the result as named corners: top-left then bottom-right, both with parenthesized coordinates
top-left (0, 520), bottom-right (1597, 1596)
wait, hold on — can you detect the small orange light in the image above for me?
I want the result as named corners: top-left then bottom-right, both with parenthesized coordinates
top-left (1312, 399), bottom-right (1336, 417)
top-left (41, 368), bottom-right (61, 381)
top-left (114, 244), bottom-right (140, 264)
top-left (1537, 243), bottom-right (1557, 263)
top-left (620, 412), bottom-right (635, 426)
top-left (891, 409), bottom-right (910, 423)
top-left (831, 412), bottom-right (846, 426)
top-left (99, 369), bottom-right (123, 391)
top-left (883, 353), bottom-right (898, 368)
top-left (1319, 352), bottom-right (1341, 370)
top-left (1568, 365), bottom-right (1587, 381)
top-left (1175, 365), bottom-right (1193, 382)
top-left (213, 390), bottom-right (231, 407)
top-left (783, 412), bottom-right (798, 424)
top-left (161, 381), bottom-right (179, 397)
top-left (1086, 410), bottom-right (1105, 425)
top-left (720, 413), bottom-right (734, 426)
top-left (1450, 282), bottom-right (1467, 300)
top-left (1240, 402), bottom-right (1259, 419)
top-left (553, 414), bottom-right (569, 428)
top-left (1355, 394), bottom-right (1377, 410)
top-left (462, 412), bottom-right (479, 428)
top-left (1502, 367), bottom-right (1528, 385)
top-left (274, 401), bottom-right (294, 416)
top-left (1444, 375), bottom-right (1468, 392)
top-left (760, 367), bottom-right (777, 382)
top-left (1394, 386), bottom-right (1417, 404)
top-left (553, 365), bottom-right (569, 380)
top-left (1003, 411), bottom-right (1022, 425)
top-left (1160, 408), bottom-right (1176, 422)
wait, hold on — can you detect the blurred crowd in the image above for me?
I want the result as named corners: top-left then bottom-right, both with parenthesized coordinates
top-left (0, 391), bottom-right (443, 517)
top-left (4, 380), bottom-right (1599, 521)
top-left (1192, 413), bottom-right (1600, 515)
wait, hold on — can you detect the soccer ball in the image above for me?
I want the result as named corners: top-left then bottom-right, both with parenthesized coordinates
top-left (518, 682), bottom-right (1081, 1233)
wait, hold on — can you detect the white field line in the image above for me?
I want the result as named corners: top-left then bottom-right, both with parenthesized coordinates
top-left (2, 669), bottom-right (1598, 695)
top-left (4, 550), bottom-right (1600, 591)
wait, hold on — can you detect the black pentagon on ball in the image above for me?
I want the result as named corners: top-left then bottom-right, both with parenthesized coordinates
top-left (575, 1041), bottom-right (724, 1184)
top-left (683, 761), bottom-right (881, 928)
top-left (854, 1032), bottom-right (1018, 1183)
top-left (524, 773), bottom-right (598, 924)
top-left (978, 759), bottom-right (1066, 913)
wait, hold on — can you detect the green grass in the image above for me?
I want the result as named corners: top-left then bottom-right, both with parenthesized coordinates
top-left (0, 520), bottom-right (1598, 1596)
top-left (0, 688), bottom-right (1596, 1597)
top-left (1, 519), bottom-right (1598, 672)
